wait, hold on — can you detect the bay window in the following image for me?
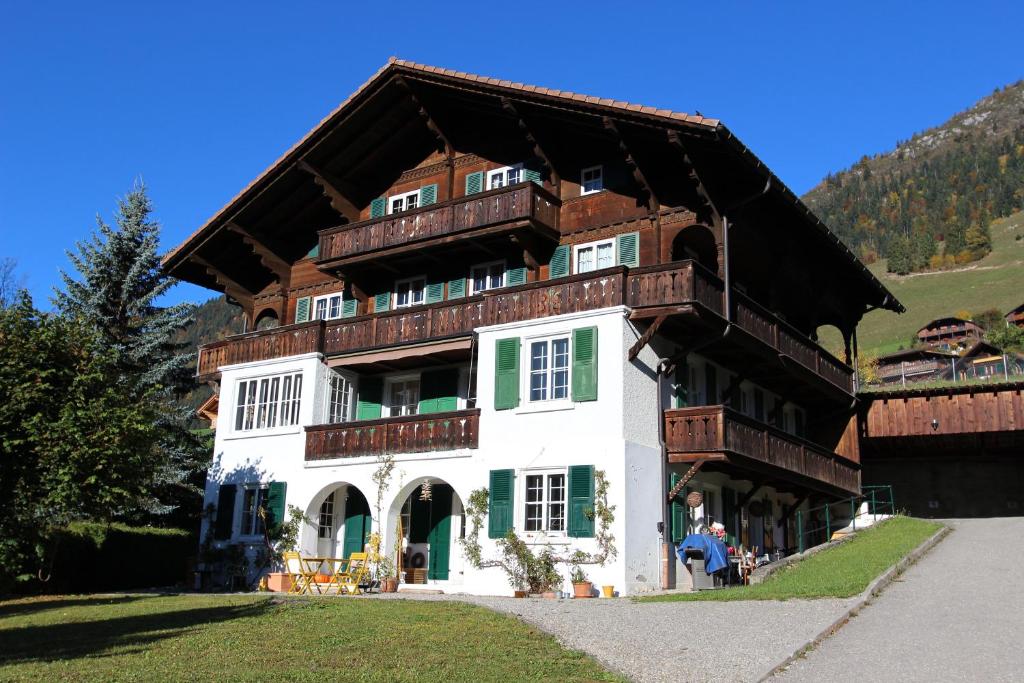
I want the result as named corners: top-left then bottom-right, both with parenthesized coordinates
top-left (234, 372), bottom-right (303, 432)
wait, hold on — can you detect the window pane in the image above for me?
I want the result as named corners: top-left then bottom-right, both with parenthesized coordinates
top-left (576, 246), bottom-right (595, 273)
top-left (318, 496), bottom-right (334, 539)
top-left (328, 296), bottom-right (341, 319)
top-left (314, 299), bottom-right (328, 320)
top-left (235, 381), bottom-right (248, 430)
top-left (525, 475), bottom-right (543, 532)
top-left (508, 168), bottom-right (521, 185)
top-left (490, 171), bottom-right (505, 189)
top-left (597, 242), bottom-right (614, 269)
top-left (244, 381), bottom-right (257, 430)
top-left (406, 193), bottom-right (419, 210)
top-left (391, 198), bottom-right (403, 213)
top-left (548, 474), bottom-right (566, 531)
top-left (489, 264), bottom-right (504, 289)
top-left (411, 280), bottom-right (424, 304)
top-left (472, 267), bottom-right (487, 294)
top-left (552, 338), bottom-right (569, 400)
top-left (289, 374), bottom-right (302, 425)
top-left (267, 377), bottom-right (280, 428)
top-left (530, 341), bottom-right (548, 402)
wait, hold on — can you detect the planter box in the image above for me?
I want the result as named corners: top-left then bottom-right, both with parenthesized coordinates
top-left (266, 573), bottom-right (292, 593)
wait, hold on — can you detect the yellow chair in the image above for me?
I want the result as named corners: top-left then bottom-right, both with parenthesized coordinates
top-left (282, 551), bottom-right (314, 595)
top-left (336, 552), bottom-right (369, 595)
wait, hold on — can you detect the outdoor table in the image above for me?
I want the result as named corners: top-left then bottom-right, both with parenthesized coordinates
top-left (298, 556), bottom-right (351, 595)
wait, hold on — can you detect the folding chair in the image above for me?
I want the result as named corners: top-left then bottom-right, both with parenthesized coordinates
top-left (282, 551), bottom-right (314, 595)
top-left (336, 552), bottom-right (369, 595)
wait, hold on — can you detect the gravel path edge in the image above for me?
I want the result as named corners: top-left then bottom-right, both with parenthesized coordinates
top-left (759, 522), bottom-right (952, 682)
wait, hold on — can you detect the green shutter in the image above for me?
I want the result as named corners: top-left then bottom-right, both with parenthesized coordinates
top-left (549, 245), bottom-right (570, 279)
top-left (374, 292), bottom-right (391, 313)
top-left (567, 465), bottom-right (595, 538)
top-left (342, 490), bottom-right (371, 558)
top-left (447, 277), bottom-right (466, 299)
top-left (356, 377), bottom-right (383, 421)
top-left (506, 267), bottom-right (527, 287)
top-left (673, 358), bottom-right (689, 408)
top-left (427, 484), bottom-right (453, 580)
top-left (410, 490), bottom-right (431, 543)
top-left (295, 296), bottom-right (311, 323)
top-left (616, 231), bottom-right (640, 268)
top-left (418, 369), bottom-right (459, 414)
top-left (370, 197), bottom-right (386, 218)
top-left (425, 281), bottom-right (444, 304)
top-left (214, 484), bottom-right (237, 540)
top-left (465, 171), bottom-right (484, 196)
top-left (265, 481), bottom-right (287, 530)
top-left (342, 297), bottom-right (358, 318)
top-left (522, 167), bottom-right (542, 186)
top-left (494, 337), bottom-right (520, 410)
top-left (488, 469), bottom-right (514, 539)
top-left (670, 474), bottom-right (686, 543)
top-left (420, 183), bottom-right (438, 206)
top-left (571, 326), bottom-right (599, 402)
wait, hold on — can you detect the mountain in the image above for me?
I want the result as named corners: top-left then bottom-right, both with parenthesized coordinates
top-left (803, 80), bottom-right (1024, 274)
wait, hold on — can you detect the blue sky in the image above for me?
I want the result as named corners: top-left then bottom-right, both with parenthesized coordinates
top-left (2, 1), bottom-right (1021, 307)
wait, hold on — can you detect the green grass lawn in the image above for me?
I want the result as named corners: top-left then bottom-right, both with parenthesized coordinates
top-left (0, 594), bottom-right (623, 682)
top-left (637, 516), bottom-right (942, 603)
top-left (820, 210), bottom-right (1024, 357)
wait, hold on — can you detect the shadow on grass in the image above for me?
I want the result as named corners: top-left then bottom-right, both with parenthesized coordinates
top-left (0, 598), bottom-right (272, 665)
top-left (0, 595), bottom-right (146, 620)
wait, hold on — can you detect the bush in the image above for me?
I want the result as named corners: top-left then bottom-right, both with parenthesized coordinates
top-left (46, 522), bottom-right (194, 593)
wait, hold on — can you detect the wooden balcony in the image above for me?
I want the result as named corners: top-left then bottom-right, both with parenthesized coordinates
top-left (664, 405), bottom-right (860, 495)
top-left (305, 409), bottom-right (480, 460)
top-left (196, 260), bottom-right (853, 398)
top-left (316, 182), bottom-right (560, 269)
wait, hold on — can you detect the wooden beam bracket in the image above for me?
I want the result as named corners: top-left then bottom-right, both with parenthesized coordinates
top-left (737, 481), bottom-right (766, 508)
top-left (667, 459), bottom-right (705, 503)
top-left (501, 97), bottom-right (560, 197)
top-left (295, 159), bottom-right (360, 222)
top-left (667, 130), bottom-right (720, 227)
top-left (628, 314), bottom-right (667, 362)
top-left (225, 222), bottom-right (292, 288)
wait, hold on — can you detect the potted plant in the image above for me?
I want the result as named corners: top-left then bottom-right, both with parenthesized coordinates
top-left (263, 505), bottom-right (310, 593)
top-left (571, 564), bottom-right (593, 598)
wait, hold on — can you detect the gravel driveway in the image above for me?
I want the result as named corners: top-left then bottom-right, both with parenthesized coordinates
top-left (774, 518), bottom-right (1024, 682)
top-left (383, 591), bottom-right (858, 682)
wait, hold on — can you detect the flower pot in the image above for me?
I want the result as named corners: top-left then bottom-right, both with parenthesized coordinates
top-left (541, 590), bottom-right (557, 599)
top-left (572, 581), bottom-right (593, 598)
top-left (381, 577), bottom-right (398, 593)
top-left (266, 573), bottom-right (292, 593)
top-left (513, 590), bottom-right (528, 598)
top-left (601, 585), bottom-right (615, 598)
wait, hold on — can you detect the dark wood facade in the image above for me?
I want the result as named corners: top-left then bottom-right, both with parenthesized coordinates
top-left (306, 409), bottom-right (480, 460)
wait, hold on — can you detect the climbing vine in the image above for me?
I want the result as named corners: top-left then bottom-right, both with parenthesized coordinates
top-left (460, 470), bottom-right (617, 590)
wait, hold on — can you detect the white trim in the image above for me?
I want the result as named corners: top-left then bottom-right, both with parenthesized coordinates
top-left (573, 237), bottom-right (616, 274)
top-left (393, 275), bottom-right (427, 309)
top-left (486, 164), bottom-right (524, 190)
top-left (312, 291), bottom-right (345, 321)
top-left (517, 467), bottom-right (569, 540)
top-left (219, 352), bottom-right (321, 374)
top-left (469, 259), bottom-right (506, 295)
top-left (580, 165), bottom-right (603, 195)
top-left (387, 188), bottom-right (421, 214)
top-left (522, 332), bottom-right (571, 406)
top-left (477, 305), bottom-right (628, 334)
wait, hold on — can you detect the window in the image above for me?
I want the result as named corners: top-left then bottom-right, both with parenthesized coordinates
top-left (524, 471), bottom-right (566, 533)
top-left (470, 261), bottom-right (505, 294)
top-left (573, 238), bottom-right (615, 274)
top-left (318, 494), bottom-right (335, 539)
top-left (313, 293), bottom-right (343, 321)
top-left (487, 164), bottom-right (523, 190)
top-left (387, 378), bottom-right (420, 417)
top-left (393, 276), bottom-right (426, 309)
top-left (234, 372), bottom-right (303, 432)
top-left (580, 165), bottom-right (603, 195)
top-left (326, 370), bottom-right (354, 423)
top-left (241, 485), bottom-right (269, 536)
top-left (754, 388), bottom-right (765, 422)
top-left (529, 337), bottom-right (570, 402)
top-left (388, 189), bottom-right (420, 214)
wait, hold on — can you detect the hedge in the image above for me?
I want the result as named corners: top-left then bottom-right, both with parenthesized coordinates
top-left (47, 522), bottom-right (194, 592)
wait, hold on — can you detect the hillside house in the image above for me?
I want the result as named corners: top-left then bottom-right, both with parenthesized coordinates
top-left (165, 60), bottom-right (902, 594)
top-left (916, 316), bottom-right (984, 350)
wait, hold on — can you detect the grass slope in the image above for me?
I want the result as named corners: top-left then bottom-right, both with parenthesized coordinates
top-left (637, 516), bottom-right (941, 603)
top-left (0, 595), bottom-right (622, 682)
top-left (822, 211), bottom-right (1024, 356)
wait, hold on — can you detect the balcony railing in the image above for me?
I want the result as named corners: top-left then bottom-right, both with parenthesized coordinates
top-left (196, 260), bottom-right (853, 395)
top-left (664, 405), bottom-right (860, 494)
top-left (305, 409), bottom-right (480, 460)
top-left (316, 182), bottom-right (560, 267)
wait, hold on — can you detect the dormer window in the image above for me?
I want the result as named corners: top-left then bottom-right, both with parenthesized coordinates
top-left (388, 189), bottom-right (420, 214)
top-left (581, 165), bottom-right (603, 195)
top-left (487, 165), bottom-right (523, 190)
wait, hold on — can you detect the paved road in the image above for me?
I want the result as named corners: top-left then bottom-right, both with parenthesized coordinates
top-left (776, 518), bottom-right (1024, 682)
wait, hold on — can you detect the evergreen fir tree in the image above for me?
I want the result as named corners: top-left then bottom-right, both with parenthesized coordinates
top-left (54, 182), bottom-right (205, 521)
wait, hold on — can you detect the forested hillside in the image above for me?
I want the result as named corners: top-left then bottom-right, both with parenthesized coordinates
top-left (177, 296), bottom-right (243, 414)
top-left (803, 80), bottom-right (1024, 274)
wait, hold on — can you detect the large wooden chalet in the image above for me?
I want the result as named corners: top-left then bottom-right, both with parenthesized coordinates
top-left (166, 60), bottom-right (902, 594)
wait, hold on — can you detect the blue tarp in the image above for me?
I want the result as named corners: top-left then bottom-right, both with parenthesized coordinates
top-left (677, 534), bottom-right (729, 574)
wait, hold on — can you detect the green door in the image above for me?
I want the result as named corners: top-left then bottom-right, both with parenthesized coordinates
top-left (427, 484), bottom-right (453, 580)
top-left (342, 489), bottom-right (371, 558)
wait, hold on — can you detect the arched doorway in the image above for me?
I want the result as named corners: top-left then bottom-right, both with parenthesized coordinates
top-left (304, 483), bottom-right (371, 558)
top-left (671, 224), bottom-right (718, 272)
top-left (388, 478), bottom-right (464, 585)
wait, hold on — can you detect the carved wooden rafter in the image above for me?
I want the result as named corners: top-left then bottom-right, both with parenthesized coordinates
top-left (667, 130), bottom-right (720, 228)
top-left (603, 117), bottom-right (660, 211)
top-left (778, 494), bottom-right (809, 528)
top-left (510, 230), bottom-right (545, 273)
top-left (737, 481), bottom-right (766, 508)
top-left (500, 97), bottom-right (560, 196)
top-left (628, 314), bottom-right (667, 362)
top-left (667, 459), bottom-right (705, 503)
top-left (295, 159), bottom-right (360, 222)
top-left (225, 222), bottom-right (291, 288)
top-left (191, 255), bottom-right (254, 311)
top-left (395, 75), bottom-right (455, 199)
